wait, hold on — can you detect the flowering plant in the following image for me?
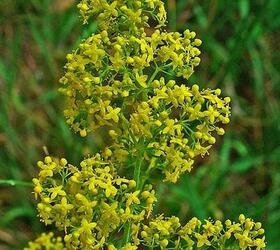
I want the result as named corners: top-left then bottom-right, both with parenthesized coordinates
top-left (26, 1), bottom-right (265, 249)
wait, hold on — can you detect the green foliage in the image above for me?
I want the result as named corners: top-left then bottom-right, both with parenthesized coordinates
top-left (0, 0), bottom-right (279, 249)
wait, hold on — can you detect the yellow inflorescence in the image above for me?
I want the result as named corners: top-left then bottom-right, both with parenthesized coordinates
top-left (31, 156), bottom-right (156, 249)
top-left (26, 0), bottom-right (266, 249)
top-left (25, 214), bottom-right (266, 249)
top-left (140, 215), bottom-right (266, 249)
top-left (110, 81), bottom-right (230, 182)
top-left (77, 0), bottom-right (166, 30)
top-left (24, 232), bottom-right (65, 250)
top-left (59, 16), bottom-right (228, 183)
top-left (59, 30), bottom-right (202, 136)
top-left (27, 156), bottom-right (266, 249)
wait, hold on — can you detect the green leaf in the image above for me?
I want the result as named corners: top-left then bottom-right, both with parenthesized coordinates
top-left (239, 0), bottom-right (249, 19)
top-left (231, 156), bottom-right (262, 173)
top-left (232, 140), bottom-right (248, 157)
top-left (250, 48), bottom-right (264, 100)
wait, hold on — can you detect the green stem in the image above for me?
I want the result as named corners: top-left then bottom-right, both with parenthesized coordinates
top-left (148, 67), bottom-right (160, 85)
top-left (123, 221), bottom-right (132, 245)
top-left (122, 145), bottom-right (144, 246)
top-left (0, 179), bottom-right (32, 187)
top-left (134, 154), bottom-right (144, 190)
top-left (122, 148), bottom-right (145, 242)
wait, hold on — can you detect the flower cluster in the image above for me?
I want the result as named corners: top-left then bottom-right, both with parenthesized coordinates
top-left (31, 156), bottom-right (156, 249)
top-left (26, 0), bottom-right (266, 249)
top-left (77, 0), bottom-right (166, 32)
top-left (110, 81), bottom-right (230, 182)
top-left (139, 214), bottom-right (266, 249)
top-left (58, 0), bottom-right (214, 184)
top-left (26, 214), bottom-right (266, 250)
top-left (58, 18), bottom-right (228, 183)
top-left (59, 30), bottom-right (202, 137)
top-left (25, 232), bottom-right (64, 250)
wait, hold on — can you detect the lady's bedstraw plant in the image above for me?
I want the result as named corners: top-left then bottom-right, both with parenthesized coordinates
top-left (26, 1), bottom-right (266, 249)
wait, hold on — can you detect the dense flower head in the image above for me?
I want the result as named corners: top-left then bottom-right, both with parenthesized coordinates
top-left (32, 156), bottom-right (156, 249)
top-left (58, 24), bottom-right (229, 183)
top-left (139, 215), bottom-right (266, 249)
top-left (25, 215), bottom-right (266, 249)
top-left (24, 232), bottom-right (65, 250)
top-left (77, 0), bottom-right (167, 33)
top-left (109, 81), bottom-right (230, 182)
top-left (59, 29), bottom-right (202, 137)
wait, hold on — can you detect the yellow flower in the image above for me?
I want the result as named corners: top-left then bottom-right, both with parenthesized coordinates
top-left (255, 237), bottom-right (266, 250)
top-left (121, 243), bottom-right (138, 250)
top-left (105, 106), bottom-right (121, 123)
top-left (53, 197), bottom-right (74, 214)
top-left (195, 233), bottom-right (211, 248)
top-left (135, 73), bottom-right (148, 88)
top-left (78, 218), bottom-right (97, 235)
top-left (24, 232), bottom-right (65, 250)
top-left (48, 186), bottom-right (66, 200)
top-left (203, 105), bottom-right (220, 123)
top-left (125, 191), bottom-right (141, 206)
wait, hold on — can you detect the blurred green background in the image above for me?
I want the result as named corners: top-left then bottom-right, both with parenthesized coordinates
top-left (0, 0), bottom-right (279, 249)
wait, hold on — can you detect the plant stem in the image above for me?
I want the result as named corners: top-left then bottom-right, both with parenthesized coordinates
top-left (148, 67), bottom-right (160, 85)
top-left (134, 153), bottom-right (144, 190)
top-left (123, 221), bottom-right (131, 245)
top-left (122, 146), bottom-right (144, 246)
top-left (0, 179), bottom-right (32, 187)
